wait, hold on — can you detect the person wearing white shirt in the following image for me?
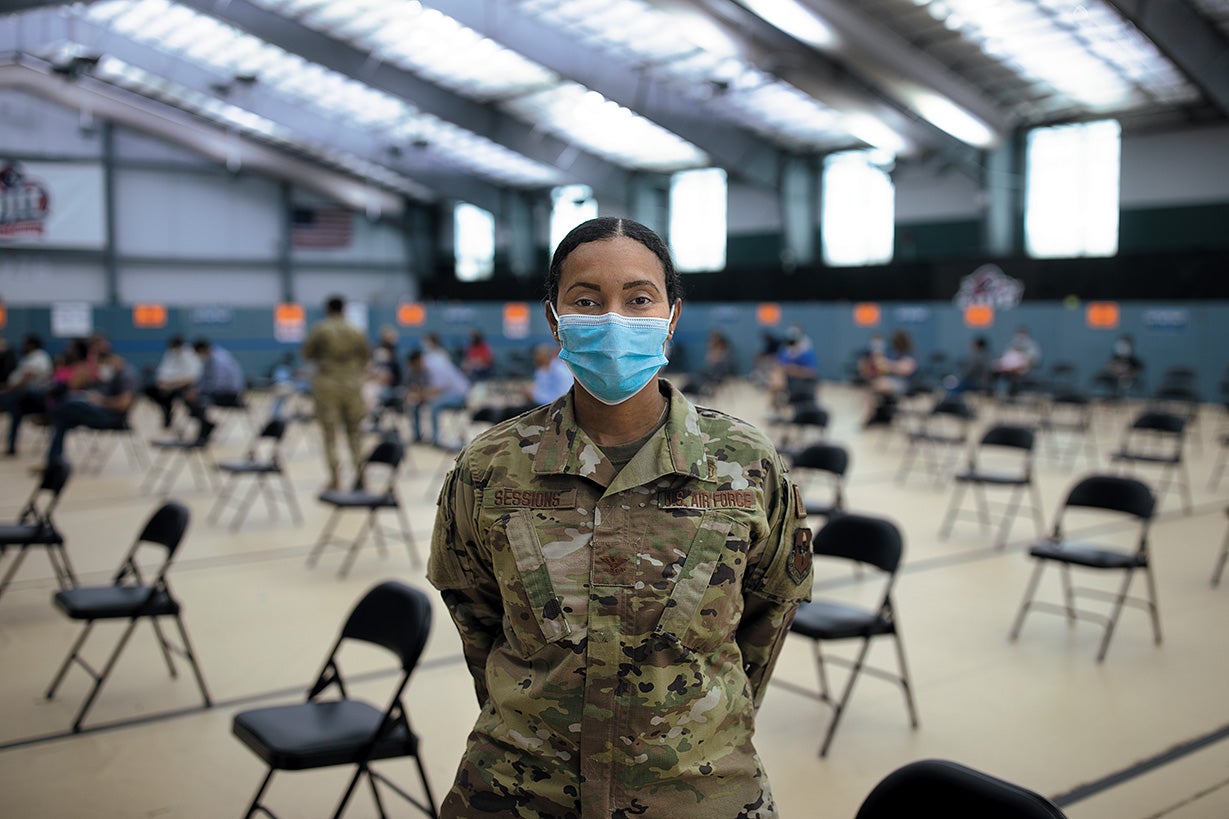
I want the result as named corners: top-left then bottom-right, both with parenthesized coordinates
top-left (145, 335), bottom-right (202, 429)
top-left (2, 334), bottom-right (53, 456)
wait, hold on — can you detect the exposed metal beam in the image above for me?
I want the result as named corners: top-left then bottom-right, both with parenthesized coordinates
top-left (177, 0), bottom-right (637, 207)
top-left (427, 0), bottom-right (784, 190)
top-left (0, 0), bottom-right (73, 12)
top-left (1107, 0), bottom-right (1229, 118)
top-left (28, 9), bottom-right (507, 212)
top-left (796, 0), bottom-right (1012, 141)
top-left (0, 57), bottom-right (407, 217)
top-left (682, 0), bottom-right (988, 176)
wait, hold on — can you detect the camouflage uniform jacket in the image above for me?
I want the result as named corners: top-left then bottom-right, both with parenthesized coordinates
top-left (302, 315), bottom-right (369, 389)
top-left (429, 380), bottom-right (813, 818)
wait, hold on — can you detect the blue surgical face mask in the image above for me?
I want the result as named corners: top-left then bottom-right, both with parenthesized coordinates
top-left (552, 303), bottom-right (675, 405)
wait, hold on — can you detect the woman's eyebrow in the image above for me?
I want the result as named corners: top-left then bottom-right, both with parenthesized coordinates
top-left (623, 280), bottom-right (661, 292)
top-left (564, 281), bottom-right (602, 294)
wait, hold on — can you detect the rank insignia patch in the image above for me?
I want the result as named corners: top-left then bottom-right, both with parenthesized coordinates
top-left (787, 526), bottom-right (813, 585)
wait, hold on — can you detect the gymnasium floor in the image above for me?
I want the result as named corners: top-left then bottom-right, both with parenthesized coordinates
top-left (1, 378), bottom-right (1226, 818)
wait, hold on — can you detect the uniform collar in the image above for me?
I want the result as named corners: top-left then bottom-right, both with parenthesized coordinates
top-left (533, 379), bottom-right (714, 492)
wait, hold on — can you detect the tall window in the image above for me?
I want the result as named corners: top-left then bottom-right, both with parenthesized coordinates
top-left (550, 184), bottom-right (597, 255)
top-left (821, 150), bottom-right (894, 266)
top-left (454, 202), bottom-right (494, 282)
top-left (1025, 119), bottom-right (1120, 258)
top-left (669, 168), bottom-right (727, 271)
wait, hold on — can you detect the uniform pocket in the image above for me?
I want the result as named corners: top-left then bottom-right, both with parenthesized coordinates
top-left (655, 511), bottom-right (751, 653)
top-left (497, 508), bottom-right (573, 659)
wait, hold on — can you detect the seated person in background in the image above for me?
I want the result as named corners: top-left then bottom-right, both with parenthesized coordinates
top-left (684, 330), bottom-right (737, 397)
top-left (44, 349), bottom-right (138, 466)
top-left (993, 325), bottom-right (1042, 395)
top-left (528, 342), bottom-right (573, 407)
top-left (462, 329), bottom-right (495, 381)
top-left (185, 338), bottom-right (246, 438)
top-left (1, 333), bottom-right (54, 456)
top-left (362, 327), bottom-right (403, 416)
top-left (864, 330), bottom-right (918, 426)
top-left (770, 324), bottom-right (820, 407)
top-left (945, 336), bottom-right (992, 396)
top-left (144, 334), bottom-right (201, 430)
top-left (1097, 333), bottom-right (1143, 392)
top-left (855, 333), bottom-right (887, 385)
top-left (405, 341), bottom-right (471, 447)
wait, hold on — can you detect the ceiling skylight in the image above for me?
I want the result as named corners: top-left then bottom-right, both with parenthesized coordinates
top-left (244, 0), bottom-right (708, 170)
top-left (82, 0), bottom-right (565, 187)
top-left (523, 0), bottom-right (854, 151)
top-left (913, 0), bottom-right (1199, 114)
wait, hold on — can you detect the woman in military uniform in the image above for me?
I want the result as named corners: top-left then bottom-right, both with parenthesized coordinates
top-left (429, 217), bottom-right (812, 818)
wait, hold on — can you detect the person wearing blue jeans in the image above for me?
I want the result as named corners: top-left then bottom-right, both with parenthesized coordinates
top-left (45, 351), bottom-right (138, 465)
top-left (405, 343), bottom-right (470, 447)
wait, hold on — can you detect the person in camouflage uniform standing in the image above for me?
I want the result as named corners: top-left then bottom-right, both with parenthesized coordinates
top-left (302, 294), bottom-right (370, 491)
top-left (430, 217), bottom-right (812, 818)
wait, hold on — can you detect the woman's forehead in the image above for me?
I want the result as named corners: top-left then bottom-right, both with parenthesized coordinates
top-left (559, 236), bottom-right (665, 286)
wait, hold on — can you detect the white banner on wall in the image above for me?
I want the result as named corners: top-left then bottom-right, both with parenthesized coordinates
top-left (0, 160), bottom-right (105, 249)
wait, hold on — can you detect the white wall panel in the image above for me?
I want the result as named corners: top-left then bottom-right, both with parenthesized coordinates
top-left (114, 169), bottom-right (281, 258)
top-left (113, 127), bottom-right (214, 166)
top-left (294, 269), bottom-right (416, 308)
top-left (119, 265), bottom-right (280, 306)
top-left (1120, 125), bottom-right (1229, 206)
top-left (727, 183), bottom-right (779, 232)
top-left (0, 256), bottom-right (106, 304)
top-left (894, 162), bottom-right (982, 222)
top-left (0, 90), bottom-right (102, 158)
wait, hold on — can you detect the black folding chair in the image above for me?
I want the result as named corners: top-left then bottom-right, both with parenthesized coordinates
top-left (232, 580), bottom-right (438, 819)
top-left (0, 461), bottom-right (75, 604)
top-left (141, 418), bottom-right (220, 495)
top-left (1038, 388), bottom-right (1097, 468)
top-left (939, 424), bottom-right (1046, 549)
top-left (1109, 410), bottom-right (1191, 514)
top-left (208, 418), bottom-right (302, 532)
top-left (776, 403), bottom-right (830, 459)
top-left (77, 415), bottom-right (149, 474)
top-left (896, 394), bottom-right (976, 486)
top-left (44, 501), bottom-right (212, 731)
top-left (789, 513), bottom-right (918, 757)
top-left (855, 758), bottom-right (1067, 819)
top-left (788, 441), bottom-right (850, 521)
top-left (308, 439), bottom-right (417, 578)
top-left (1008, 475), bottom-right (1158, 662)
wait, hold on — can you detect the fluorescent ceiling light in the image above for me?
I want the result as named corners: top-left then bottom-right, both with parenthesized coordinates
top-left (739, 0), bottom-right (840, 50)
top-left (839, 112), bottom-right (909, 157)
top-left (912, 92), bottom-right (997, 147)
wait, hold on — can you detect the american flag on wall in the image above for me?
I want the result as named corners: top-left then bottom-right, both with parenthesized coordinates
top-left (291, 206), bottom-right (352, 249)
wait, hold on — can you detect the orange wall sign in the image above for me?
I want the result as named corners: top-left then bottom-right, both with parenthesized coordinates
top-left (964, 303), bottom-right (994, 328)
top-left (1086, 301), bottom-right (1120, 329)
top-left (274, 303), bottom-right (306, 343)
top-left (853, 302), bottom-right (881, 327)
top-left (503, 302), bottom-right (531, 339)
top-left (756, 303), bottom-right (781, 326)
top-left (397, 302), bottom-right (426, 327)
top-left (133, 303), bottom-right (167, 329)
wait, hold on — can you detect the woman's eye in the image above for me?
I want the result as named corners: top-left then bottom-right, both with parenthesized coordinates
top-left (574, 297), bottom-right (598, 308)
top-left (630, 295), bottom-right (653, 306)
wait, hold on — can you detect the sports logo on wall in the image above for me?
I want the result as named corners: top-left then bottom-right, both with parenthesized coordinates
top-left (0, 160), bottom-right (104, 248)
top-left (0, 161), bottom-right (50, 240)
top-left (954, 263), bottom-right (1023, 310)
